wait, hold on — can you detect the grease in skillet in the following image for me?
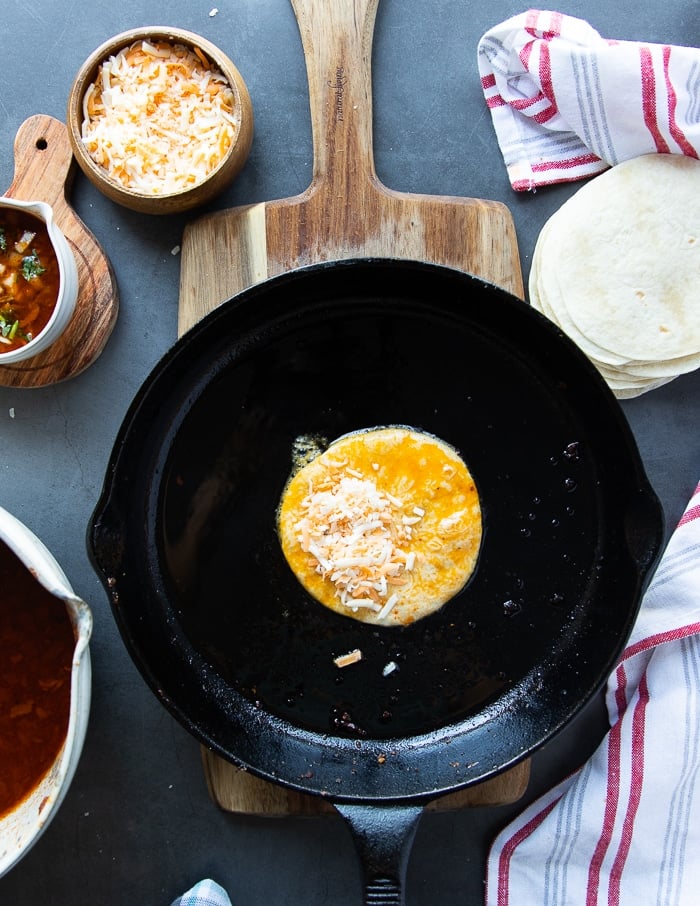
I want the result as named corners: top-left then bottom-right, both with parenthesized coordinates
top-left (277, 426), bottom-right (482, 627)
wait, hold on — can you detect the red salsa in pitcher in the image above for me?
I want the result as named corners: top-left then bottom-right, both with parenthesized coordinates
top-left (0, 208), bottom-right (60, 352)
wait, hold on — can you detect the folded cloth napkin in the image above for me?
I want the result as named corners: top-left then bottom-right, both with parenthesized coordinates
top-left (477, 10), bottom-right (700, 191)
top-left (170, 878), bottom-right (232, 906)
top-left (486, 481), bottom-right (700, 906)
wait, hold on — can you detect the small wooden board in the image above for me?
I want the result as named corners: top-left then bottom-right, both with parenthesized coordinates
top-left (201, 753), bottom-right (530, 816)
top-left (0, 115), bottom-right (118, 387)
top-left (181, 0), bottom-right (530, 815)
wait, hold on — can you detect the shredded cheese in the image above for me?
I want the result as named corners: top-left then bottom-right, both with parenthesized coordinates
top-left (81, 40), bottom-right (237, 195)
top-left (333, 648), bottom-right (363, 669)
top-left (293, 470), bottom-right (422, 616)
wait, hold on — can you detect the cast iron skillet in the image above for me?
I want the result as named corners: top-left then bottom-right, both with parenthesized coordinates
top-left (87, 259), bottom-right (663, 904)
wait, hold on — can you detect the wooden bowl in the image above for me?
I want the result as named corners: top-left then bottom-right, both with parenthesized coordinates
top-left (67, 27), bottom-right (254, 215)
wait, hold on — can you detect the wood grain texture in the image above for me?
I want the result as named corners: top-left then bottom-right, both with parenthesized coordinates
top-left (180, 0), bottom-right (528, 814)
top-left (179, 0), bottom-right (523, 333)
top-left (201, 750), bottom-right (531, 817)
top-left (0, 115), bottom-right (118, 387)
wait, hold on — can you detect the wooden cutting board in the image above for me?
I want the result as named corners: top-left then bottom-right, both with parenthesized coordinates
top-left (180, 0), bottom-right (529, 815)
top-left (0, 115), bottom-right (118, 387)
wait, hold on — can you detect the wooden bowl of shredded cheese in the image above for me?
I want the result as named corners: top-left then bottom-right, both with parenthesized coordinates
top-left (67, 27), bottom-right (254, 214)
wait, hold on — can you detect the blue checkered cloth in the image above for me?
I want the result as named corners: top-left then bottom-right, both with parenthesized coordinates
top-left (170, 879), bottom-right (232, 906)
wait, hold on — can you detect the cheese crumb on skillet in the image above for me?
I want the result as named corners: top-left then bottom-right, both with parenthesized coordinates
top-left (333, 648), bottom-right (363, 669)
top-left (81, 40), bottom-right (237, 195)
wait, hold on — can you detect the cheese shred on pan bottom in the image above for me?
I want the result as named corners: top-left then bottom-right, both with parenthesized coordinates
top-left (81, 40), bottom-right (237, 195)
top-left (277, 427), bottom-right (482, 627)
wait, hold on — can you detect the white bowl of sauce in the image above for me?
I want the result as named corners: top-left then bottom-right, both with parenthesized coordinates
top-left (0, 506), bottom-right (92, 878)
top-left (0, 198), bottom-right (79, 363)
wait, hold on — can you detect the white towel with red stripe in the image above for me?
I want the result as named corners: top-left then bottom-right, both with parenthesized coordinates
top-left (486, 481), bottom-right (700, 906)
top-left (477, 10), bottom-right (700, 191)
top-left (171, 878), bottom-right (231, 906)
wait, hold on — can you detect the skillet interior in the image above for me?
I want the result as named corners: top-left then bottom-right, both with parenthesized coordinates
top-left (88, 259), bottom-right (663, 800)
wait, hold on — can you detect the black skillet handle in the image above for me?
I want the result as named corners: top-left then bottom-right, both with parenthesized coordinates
top-left (625, 484), bottom-right (665, 575)
top-left (86, 497), bottom-right (127, 588)
top-left (334, 802), bottom-right (424, 905)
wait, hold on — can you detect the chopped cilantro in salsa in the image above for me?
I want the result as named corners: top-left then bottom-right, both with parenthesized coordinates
top-left (0, 309), bottom-right (29, 342)
top-left (20, 250), bottom-right (46, 281)
top-left (0, 209), bottom-right (58, 352)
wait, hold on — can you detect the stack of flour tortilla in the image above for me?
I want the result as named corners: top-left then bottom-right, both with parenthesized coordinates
top-left (529, 154), bottom-right (700, 398)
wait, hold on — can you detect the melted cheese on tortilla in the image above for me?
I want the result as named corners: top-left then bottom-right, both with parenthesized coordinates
top-left (277, 427), bottom-right (482, 626)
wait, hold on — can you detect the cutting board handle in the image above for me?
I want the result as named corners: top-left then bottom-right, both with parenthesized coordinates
top-left (5, 115), bottom-right (75, 214)
top-left (291, 0), bottom-right (379, 199)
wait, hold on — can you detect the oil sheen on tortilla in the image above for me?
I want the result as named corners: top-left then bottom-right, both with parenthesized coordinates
top-left (277, 426), bottom-right (482, 626)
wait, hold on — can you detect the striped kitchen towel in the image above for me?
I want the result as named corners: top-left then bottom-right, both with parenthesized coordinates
top-left (477, 10), bottom-right (700, 191)
top-left (171, 879), bottom-right (232, 906)
top-left (486, 481), bottom-right (700, 906)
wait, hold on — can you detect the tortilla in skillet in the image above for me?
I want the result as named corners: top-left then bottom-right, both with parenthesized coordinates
top-left (277, 426), bottom-right (482, 627)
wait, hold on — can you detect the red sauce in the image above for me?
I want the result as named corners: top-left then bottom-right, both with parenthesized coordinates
top-left (0, 540), bottom-right (75, 819)
top-left (0, 209), bottom-right (60, 352)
